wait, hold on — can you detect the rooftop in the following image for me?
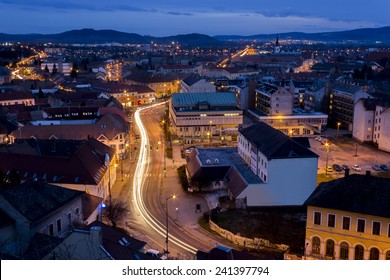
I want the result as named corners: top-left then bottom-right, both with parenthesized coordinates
top-left (171, 92), bottom-right (238, 107)
top-left (305, 174), bottom-right (390, 218)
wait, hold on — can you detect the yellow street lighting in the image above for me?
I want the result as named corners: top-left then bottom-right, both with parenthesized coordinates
top-left (165, 194), bottom-right (176, 256)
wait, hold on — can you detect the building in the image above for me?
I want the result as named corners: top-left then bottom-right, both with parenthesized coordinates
top-left (249, 83), bottom-right (328, 135)
top-left (237, 122), bottom-right (318, 206)
top-left (353, 96), bottom-right (390, 152)
top-left (9, 112), bottom-right (129, 159)
top-left (304, 173), bottom-right (390, 260)
top-left (0, 91), bottom-right (35, 107)
top-left (180, 74), bottom-right (216, 93)
top-left (0, 181), bottom-right (102, 257)
top-left (330, 80), bottom-right (372, 131)
top-left (169, 92), bottom-right (243, 143)
top-left (0, 137), bottom-right (116, 199)
top-left (0, 67), bottom-right (11, 85)
top-left (42, 221), bottom-right (148, 260)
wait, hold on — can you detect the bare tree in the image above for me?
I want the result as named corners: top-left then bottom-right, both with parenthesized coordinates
top-left (103, 199), bottom-right (129, 228)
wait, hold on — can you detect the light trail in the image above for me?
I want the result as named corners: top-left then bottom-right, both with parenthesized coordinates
top-left (132, 102), bottom-right (198, 255)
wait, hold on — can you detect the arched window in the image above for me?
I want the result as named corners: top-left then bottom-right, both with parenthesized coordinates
top-left (355, 245), bottom-right (364, 260)
top-left (325, 239), bottom-right (335, 259)
top-left (339, 242), bottom-right (349, 260)
top-left (312, 237), bottom-right (321, 255)
top-left (386, 251), bottom-right (390, 260)
top-left (369, 248), bottom-right (379, 260)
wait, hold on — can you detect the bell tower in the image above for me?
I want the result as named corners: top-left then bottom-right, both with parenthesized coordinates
top-left (274, 35), bottom-right (281, 54)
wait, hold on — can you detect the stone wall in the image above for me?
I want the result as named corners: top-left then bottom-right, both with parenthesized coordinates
top-left (209, 220), bottom-right (289, 252)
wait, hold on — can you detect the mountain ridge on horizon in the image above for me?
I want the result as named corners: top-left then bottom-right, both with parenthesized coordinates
top-left (1, 26), bottom-right (390, 45)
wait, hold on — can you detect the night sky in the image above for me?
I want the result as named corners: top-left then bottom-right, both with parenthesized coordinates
top-left (1, 0), bottom-right (389, 36)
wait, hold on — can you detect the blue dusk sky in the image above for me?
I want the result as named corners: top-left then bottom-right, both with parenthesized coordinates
top-left (0, 0), bottom-right (389, 36)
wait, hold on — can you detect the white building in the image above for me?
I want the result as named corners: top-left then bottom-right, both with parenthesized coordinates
top-left (237, 122), bottom-right (318, 206)
top-left (180, 74), bottom-right (216, 93)
top-left (353, 97), bottom-right (390, 152)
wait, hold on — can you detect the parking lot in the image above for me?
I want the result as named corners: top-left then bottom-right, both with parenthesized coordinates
top-left (309, 135), bottom-right (390, 179)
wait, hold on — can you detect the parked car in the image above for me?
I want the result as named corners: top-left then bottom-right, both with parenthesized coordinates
top-left (332, 164), bottom-right (342, 172)
top-left (341, 164), bottom-right (350, 170)
top-left (315, 136), bottom-right (322, 141)
top-left (325, 166), bottom-right (333, 173)
top-left (145, 249), bottom-right (167, 260)
top-left (352, 164), bottom-right (362, 171)
top-left (380, 164), bottom-right (389, 171)
top-left (372, 164), bottom-right (381, 171)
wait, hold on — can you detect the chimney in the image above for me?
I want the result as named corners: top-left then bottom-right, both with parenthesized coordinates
top-left (344, 168), bottom-right (349, 177)
top-left (366, 170), bottom-right (371, 177)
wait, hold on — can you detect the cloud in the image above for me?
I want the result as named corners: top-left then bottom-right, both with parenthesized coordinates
top-left (164, 11), bottom-right (194, 16)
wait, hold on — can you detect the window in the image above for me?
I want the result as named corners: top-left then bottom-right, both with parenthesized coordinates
top-left (314, 212), bottom-right (321, 225)
top-left (342, 217), bottom-right (350, 230)
top-left (312, 237), bottom-right (321, 255)
top-left (372, 221), bottom-right (381, 235)
top-left (355, 245), bottom-right (364, 260)
top-left (328, 214), bottom-right (336, 228)
top-left (357, 219), bottom-right (365, 233)
top-left (386, 251), bottom-right (390, 260)
top-left (339, 242), bottom-right (349, 260)
top-left (369, 248), bottom-right (379, 260)
top-left (325, 240), bottom-right (335, 258)
top-left (49, 223), bottom-right (54, 236)
top-left (57, 219), bottom-right (62, 234)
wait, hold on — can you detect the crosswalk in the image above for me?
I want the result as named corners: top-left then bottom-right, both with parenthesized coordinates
top-left (122, 173), bottom-right (165, 178)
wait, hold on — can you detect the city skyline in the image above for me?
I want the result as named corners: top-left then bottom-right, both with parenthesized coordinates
top-left (0, 0), bottom-right (389, 36)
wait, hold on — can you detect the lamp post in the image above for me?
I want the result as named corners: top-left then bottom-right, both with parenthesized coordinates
top-left (108, 163), bottom-right (117, 200)
top-left (289, 129), bottom-right (293, 137)
top-left (337, 122), bottom-right (341, 135)
top-left (325, 142), bottom-right (330, 175)
top-left (165, 195), bottom-right (176, 256)
top-left (209, 120), bottom-right (212, 144)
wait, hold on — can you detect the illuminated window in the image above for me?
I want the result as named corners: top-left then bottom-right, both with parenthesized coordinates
top-left (312, 237), bottom-right (320, 255)
top-left (339, 242), bottom-right (349, 260)
top-left (369, 248), bottom-right (379, 260)
top-left (354, 245), bottom-right (364, 260)
top-left (386, 251), bottom-right (390, 260)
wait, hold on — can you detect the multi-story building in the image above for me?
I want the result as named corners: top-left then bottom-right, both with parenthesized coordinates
top-left (180, 74), bottom-right (216, 93)
top-left (0, 138), bottom-right (116, 199)
top-left (0, 91), bottom-right (35, 107)
top-left (237, 122), bottom-right (318, 206)
top-left (330, 81), bottom-right (372, 131)
top-left (9, 112), bottom-right (129, 159)
top-left (305, 173), bottom-right (390, 260)
top-left (0, 181), bottom-right (102, 257)
top-left (249, 83), bottom-right (328, 135)
top-left (353, 96), bottom-right (390, 152)
top-left (169, 92), bottom-right (243, 143)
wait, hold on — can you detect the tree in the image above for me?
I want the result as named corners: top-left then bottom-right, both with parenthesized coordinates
top-left (102, 199), bottom-right (129, 228)
top-left (70, 62), bottom-right (78, 80)
top-left (44, 64), bottom-right (49, 72)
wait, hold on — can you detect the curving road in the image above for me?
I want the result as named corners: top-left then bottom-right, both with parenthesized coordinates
top-left (129, 102), bottom-right (214, 259)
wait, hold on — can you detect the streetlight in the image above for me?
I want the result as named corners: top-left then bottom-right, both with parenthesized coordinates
top-left (209, 120), bottom-right (212, 143)
top-left (337, 122), bottom-right (341, 135)
top-left (325, 142), bottom-right (330, 175)
top-left (289, 129), bottom-right (293, 137)
top-left (165, 194), bottom-right (176, 256)
top-left (158, 140), bottom-right (166, 177)
top-left (108, 163), bottom-right (118, 200)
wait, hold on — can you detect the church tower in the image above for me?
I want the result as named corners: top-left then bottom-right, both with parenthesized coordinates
top-left (274, 35), bottom-right (281, 54)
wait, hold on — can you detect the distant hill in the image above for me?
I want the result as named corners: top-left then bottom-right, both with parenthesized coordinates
top-left (1, 26), bottom-right (390, 45)
top-left (214, 26), bottom-right (390, 44)
top-left (0, 28), bottom-right (221, 46)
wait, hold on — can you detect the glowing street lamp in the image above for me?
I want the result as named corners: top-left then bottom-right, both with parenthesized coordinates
top-left (325, 142), bottom-right (330, 175)
top-left (337, 122), bottom-right (341, 135)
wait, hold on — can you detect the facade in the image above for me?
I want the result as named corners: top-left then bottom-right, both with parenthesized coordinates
top-left (305, 174), bottom-right (390, 260)
top-left (10, 112), bottom-right (129, 159)
top-left (0, 181), bottom-right (102, 257)
top-left (180, 75), bottom-right (216, 93)
top-left (0, 138), bottom-right (116, 199)
top-left (353, 97), bottom-right (390, 152)
top-left (237, 122), bottom-right (318, 206)
top-left (0, 91), bottom-right (35, 107)
top-left (169, 92), bottom-right (243, 143)
top-left (330, 81), bottom-right (372, 131)
top-left (255, 83), bottom-right (293, 116)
